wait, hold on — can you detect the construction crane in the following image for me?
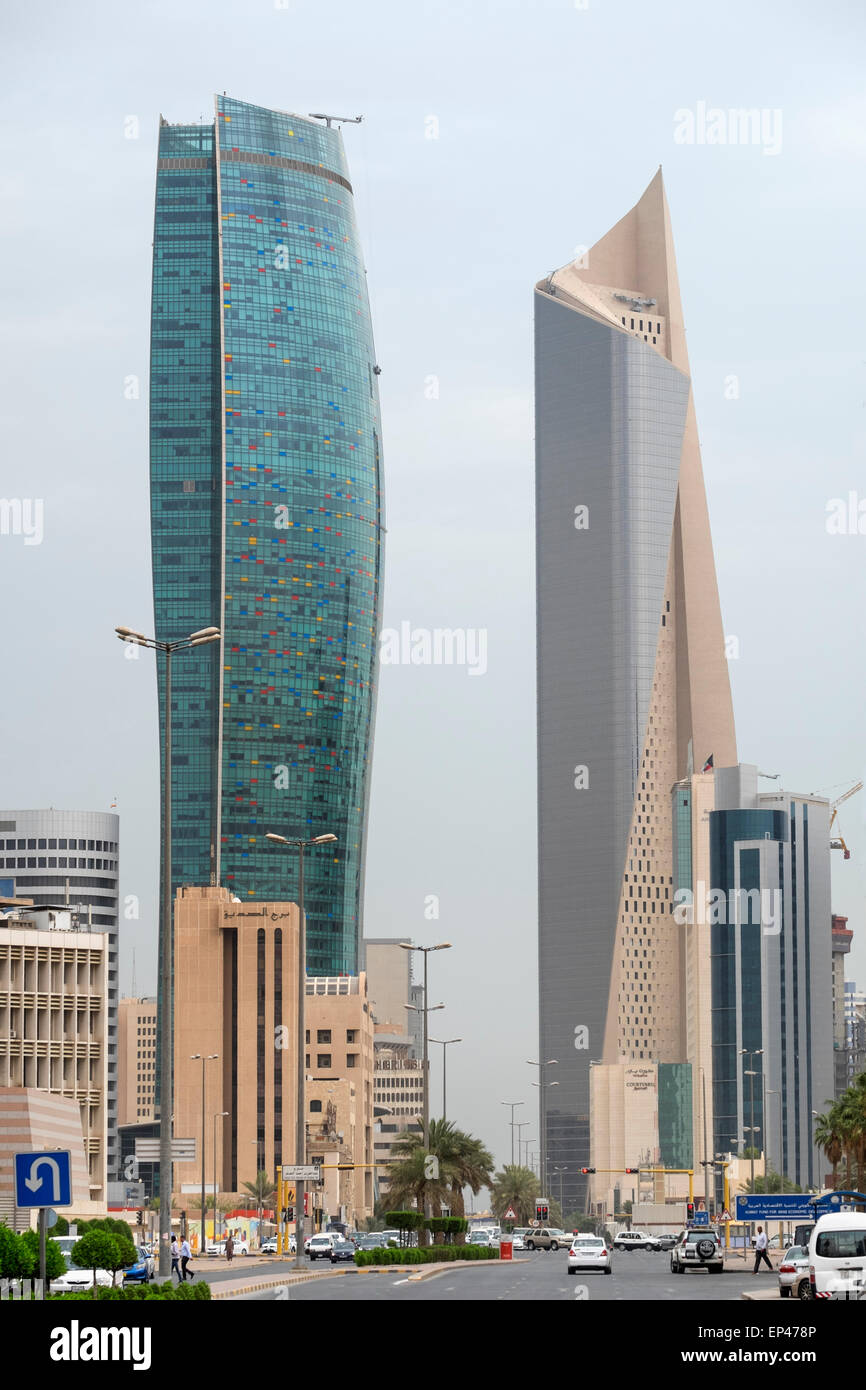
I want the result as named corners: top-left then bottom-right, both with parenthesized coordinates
top-left (308, 113), bottom-right (363, 128)
top-left (829, 780), bottom-right (863, 860)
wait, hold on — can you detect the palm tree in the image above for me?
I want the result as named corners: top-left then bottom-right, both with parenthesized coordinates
top-left (814, 1108), bottom-right (843, 1190)
top-left (388, 1120), bottom-right (494, 1243)
top-left (385, 1146), bottom-right (450, 1232)
top-left (242, 1170), bottom-right (276, 1246)
top-left (490, 1164), bottom-right (539, 1224)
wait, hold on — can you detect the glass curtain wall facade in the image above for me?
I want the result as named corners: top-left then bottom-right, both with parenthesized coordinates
top-left (150, 98), bottom-right (384, 1079)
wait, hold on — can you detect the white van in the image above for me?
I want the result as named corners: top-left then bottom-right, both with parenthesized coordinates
top-left (809, 1212), bottom-right (866, 1299)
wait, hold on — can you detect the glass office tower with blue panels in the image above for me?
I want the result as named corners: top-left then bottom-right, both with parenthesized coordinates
top-left (150, 98), bottom-right (384, 999)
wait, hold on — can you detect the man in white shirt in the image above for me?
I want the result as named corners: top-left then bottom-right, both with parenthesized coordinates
top-left (180, 1237), bottom-right (195, 1281)
top-left (753, 1225), bottom-right (772, 1273)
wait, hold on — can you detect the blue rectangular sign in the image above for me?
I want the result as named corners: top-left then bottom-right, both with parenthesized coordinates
top-left (735, 1193), bottom-right (816, 1221)
top-left (692, 1210), bottom-right (709, 1225)
top-left (15, 1150), bottom-right (73, 1208)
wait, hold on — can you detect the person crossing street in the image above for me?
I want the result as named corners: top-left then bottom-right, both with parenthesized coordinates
top-left (753, 1226), bottom-right (773, 1273)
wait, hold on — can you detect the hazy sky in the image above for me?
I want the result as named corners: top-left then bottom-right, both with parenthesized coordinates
top-left (1, 0), bottom-right (864, 1178)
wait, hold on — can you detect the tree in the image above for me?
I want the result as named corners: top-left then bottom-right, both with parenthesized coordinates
top-left (814, 1109), bottom-right (843, 1190)
top-left (71, 1230), bottom-right (120, 1300)
top-left (742, 1167), bottom-right (803, 1195)
top-left (387, 1120), bottom-right (493, 1245)
top-left (0, 1224), bottom-right (35, 1280)
top-left (21, 1228), bottom-right (66, 1281)
top-left (242, 1170), bottom-right (276, 1247)
top-left (490, 1165), bottom-right (539, 1225)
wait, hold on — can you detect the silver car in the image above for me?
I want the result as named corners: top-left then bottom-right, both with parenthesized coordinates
top-left (778, 1245), bottom-right (810, 1298)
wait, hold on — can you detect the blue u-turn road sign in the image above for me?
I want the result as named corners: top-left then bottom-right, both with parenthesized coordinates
top-left (14, 1150), bottom-right (72, 1208)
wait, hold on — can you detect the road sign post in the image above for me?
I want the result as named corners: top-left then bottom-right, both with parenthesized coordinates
top-left (15, 1151), bottom-right (73, 1302)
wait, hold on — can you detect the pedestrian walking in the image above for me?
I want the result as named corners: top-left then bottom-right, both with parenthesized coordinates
top-left (753, 1226), bottom-right (773, 1273)
top-left (171, 1237), bottom-right (181, 1282)
top-left (225, 1235), bottom-right (234, 1264)
top-left (180, 1236), bottom-right (196, 1281)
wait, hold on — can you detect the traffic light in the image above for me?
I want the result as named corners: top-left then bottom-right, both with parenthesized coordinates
top-left (536, 1203), bottom-right (549, 1222)
top-left (624, 1167), bottom-right (639, 1174)
top-left (285, 1206), bottom-right (294, 1222)
top-left (686, 1202), bottom-right (695, 1221)
top-left (580, 1167), bottom-right (596, 1174)
top-left (136, 1210), bottom-right (143, 1226)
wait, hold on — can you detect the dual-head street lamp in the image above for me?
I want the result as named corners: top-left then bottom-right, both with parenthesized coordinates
top-left (527, 1058), bottom-right (558, 1197)
top-left (190, 1053), bottom-right (218, 1253)
top-left (398, 942), bottom-right (451, 1150)
top-left (116, 624), bottom-right (221, 1278)
top-left (428, 1038), bottom-right (462, 1121)
top-left (264, 830), bottom-right (337, 1271)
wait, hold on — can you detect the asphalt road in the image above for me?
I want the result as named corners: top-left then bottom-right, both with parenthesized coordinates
top-left (232, 1249), bottom-right (763, 1301)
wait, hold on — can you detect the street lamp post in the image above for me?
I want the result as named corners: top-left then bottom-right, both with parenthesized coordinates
top-left (116, 623), bottom-right (221, 1278)
top-left (740, 1048), bottom-right (764, 1196)
top-left (516, 1124), bottom-right (531, 1167)
top-left (527, 1059), bottom-right (558, 1199)
top-left (429, 1038), bottom-right (462, 1121)
top-left (500, 1101), bottom-right (525, 1167)
top-left (399, 942), bottom-right (452, 1151)
top-left (265, 829), bottom-right (338, 1271)
top-left (553, 1166), bottom-right (568, 1220)
top-left (212, 1111), bottom-right (228, 1246)
top-left (767, 1089), bottom-right (783, 1188)
top-left (191, 1053), bottom-right (218, 1253)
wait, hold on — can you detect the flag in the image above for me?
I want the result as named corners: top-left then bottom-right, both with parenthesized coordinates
top-left (701, 755), bottom-right (714, 773)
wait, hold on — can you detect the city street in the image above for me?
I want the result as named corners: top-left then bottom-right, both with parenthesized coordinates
top-left (228, 1250), bottom-right (760, 1301)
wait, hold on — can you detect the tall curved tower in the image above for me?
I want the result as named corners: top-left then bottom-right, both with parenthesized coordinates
top-left (534, 171), bottom-right (736, 1215)
top-left (150, 97), bottom-right (384, 991)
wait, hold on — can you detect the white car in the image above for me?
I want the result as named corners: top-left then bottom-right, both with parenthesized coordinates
top-left (809, 1213), bottom-right (866, 1300)
top-left (307, 1233), bottom-right (341, 1260)
top-left (568, 1236), bottom-right (612, 1275)
top-left (51, 1266), bottom-right (115, 1293)
top-left (206, 1238), bottom-right (250, 1256)
top-left (612, 1230), bottom-right (661, 1252)
top-left (507, 1233), bottom-right (526, 1251)
top-left (778, 1245), bottom-right (810, 1298)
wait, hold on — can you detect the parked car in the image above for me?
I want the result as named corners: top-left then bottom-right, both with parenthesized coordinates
top-left (524, 1228), bottom-right (570, 1251)
top-left (123, 1246), bottom-right (155, 1284)
top-left (51, 1265), bottom-right (115, 1293)
top-left (568, 1236), bottom-right (612, 1275)
top-left (329, 1239), bottom-right (357, 1264)
top-left (809, 1212), bottom-right (866, 1300)
top-left (612, 1230), bottom-right (661, 1252)
top-left (778, 1245), bottom-right (811, 1298)
top-left (206, 1238), bottom-right (250, 1256)
top-left (670, 1228), bottom-right (724, 1274)
top-left (260, 1238), bottom-right (278, 1254)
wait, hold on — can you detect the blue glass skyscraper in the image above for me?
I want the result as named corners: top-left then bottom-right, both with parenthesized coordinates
top-left (150, 97), bottom-right (384, 979)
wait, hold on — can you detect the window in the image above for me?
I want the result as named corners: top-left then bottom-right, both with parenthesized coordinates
top-left (346, 1054), bottom-right (357, 1068)
top-left (317, 1029), bottom-right (331, 1045)
top-left (317, 1054), bottom-right (332, 1069)
top-left (346, 1029), bottom-right (356, 1044)
top-left (310, 1100), bottom-right (322, 1113)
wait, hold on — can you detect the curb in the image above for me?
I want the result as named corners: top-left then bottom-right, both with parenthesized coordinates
top-left (740, 1288), bottom-right (783, 1301)
top-left (211, 1269), bottom-right (351, 1300)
